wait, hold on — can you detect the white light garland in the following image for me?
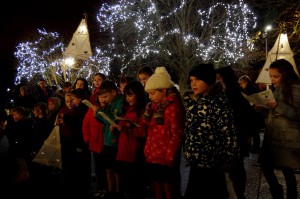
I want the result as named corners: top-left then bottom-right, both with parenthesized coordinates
top-left (96, 0), bottom-right (257, 71)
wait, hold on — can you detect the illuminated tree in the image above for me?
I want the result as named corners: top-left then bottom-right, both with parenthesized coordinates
top-left (96, 0), bottom-right (257, 89)
top-left (14, 29), bottom-right (110, 88)
top-left (14, 29), bottom-right (65, 87)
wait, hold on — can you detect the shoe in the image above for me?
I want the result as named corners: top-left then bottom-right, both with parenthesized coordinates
top-left (94, 190), bottom-right (106, 198)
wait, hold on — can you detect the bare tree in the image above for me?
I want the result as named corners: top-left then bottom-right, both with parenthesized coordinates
top-left (96, 0), bottom-right (257, 91)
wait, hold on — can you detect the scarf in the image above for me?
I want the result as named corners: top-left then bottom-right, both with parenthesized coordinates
top-left (143, 100), bottom-right (173, 125)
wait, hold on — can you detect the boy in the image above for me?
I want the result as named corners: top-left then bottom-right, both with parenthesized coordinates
top-left (92, 80), bottom-right (124, 198)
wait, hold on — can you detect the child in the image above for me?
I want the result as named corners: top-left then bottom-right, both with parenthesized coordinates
top-left (5, 106), bottom-right (33, 188)
top-left (118, 75), bottom-right (135, 95)
top-left (0, 107), bottom-right (11, 197)
top-left (183, 64), bottom-right (239, 199)
top-left (62, 88), bottom-right (90, 197)
top-left (113, 80), bottom-right (148, 199)
top-left (137, 66), bottom-right (154, 103)
top-left (137, 66), bottom-right (153, 86)
top-left (238, 75), bottom-right (261, 95)
top-left (73, 77), bottom-right (91, 100)
top-left (31, 102), bottom-right (53, 155)
top-left (260, 59), bottom-right (300, 199)
top-left (56, 93), bottom-right (78, 196)
top-left (30, 102), bottom-right (55, 198)
top-left (55, 81), bottom-right (72, 105)
top-left (92, 80), bottom-right (124, 198)
top-left (216, 66), bottom-right (262, 199)
top-left (82, 72), bottom-right (107, 198)
top-left (47, 97), bottom-right (61, 126)
top-left (143, 67), bottom-right (185, 199)
top-left (89, 73), bottom-right (107, 105)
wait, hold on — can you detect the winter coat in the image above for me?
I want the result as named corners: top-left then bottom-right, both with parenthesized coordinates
top-left (116, 106), bottom-right (147, 163)
top-left (34, 86), bottom-right (54, 103)
top-left (143, 91), bottom-right (185, 167)
top-left (31, 116), bottom-right (53, 154)
top-left (58, 106), bottom-right (74, 138)
top-left (63, 102), bottom-right (88, 150)
top-left (95, 94), bottom-right (124, 147)
top-left (261, 82), bottom-right (300, 169)
top-left (5, 116), bottom-right (33, 160)
top-left (89, 87), bottom-right (99, 106)
top-left (82, 108), bottom-right (104, 153)
top-left (183, 91), bottom-right (239, 168)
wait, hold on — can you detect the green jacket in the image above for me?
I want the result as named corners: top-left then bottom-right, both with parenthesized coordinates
top-left (95, 95), bottom-right (124, 147)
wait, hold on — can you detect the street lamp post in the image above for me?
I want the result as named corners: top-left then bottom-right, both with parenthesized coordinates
top-left (265, 25), bottom-right (272, 58)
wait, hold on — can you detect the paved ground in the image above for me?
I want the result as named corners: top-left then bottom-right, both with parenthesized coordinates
top-left (179, 131), bottom-right (300, 199)
top-left (180, 152), bottom-right (300, 199)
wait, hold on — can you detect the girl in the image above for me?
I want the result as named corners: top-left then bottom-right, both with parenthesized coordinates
top-left (47, 97), bottom-right (61, 126)
top-left (216, 66), bottom-right (262, 199)
top-left (118, 75), bottom-right (135, 95)
top-left (89, 73), bottom-right (106, 105)
top-left (238, 75), bottom-right (261, 95)
top-left (137, 66), bottom-right (154, 104)
top-left (112, 80), bottom-right (148, 199)
top-left (137, 66), bottom-right (153, 86)
top-left (73, 77), bottom-right (91, 100)
top-left (57, 93), bottom-right (78, 196)
top-left (260, 59), bottom-right (300, 199)
top-left (82, 72), bottom-right (107, 198)
top-left (63, 88), bottom-right (90, 197)
top-left (143, 67), bottom-right (185, 199)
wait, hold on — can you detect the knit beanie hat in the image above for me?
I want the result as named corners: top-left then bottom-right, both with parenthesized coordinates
top-left (48, 97), bottom-right (61, 111)
top-left (189, 64), bottom-right (216, 86)
top-left (145, 67), bottom-right (174, 92)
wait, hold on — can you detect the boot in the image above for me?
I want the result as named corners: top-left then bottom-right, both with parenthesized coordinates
top-left (269, 184), bottom-right (284, 199)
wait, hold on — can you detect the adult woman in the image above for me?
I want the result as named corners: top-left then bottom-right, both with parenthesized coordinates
top-left (260, 59), bottom-right (300, 199)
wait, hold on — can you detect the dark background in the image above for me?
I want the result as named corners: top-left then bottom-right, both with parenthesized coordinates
top-left (0, 0), bottom-right (100, 105)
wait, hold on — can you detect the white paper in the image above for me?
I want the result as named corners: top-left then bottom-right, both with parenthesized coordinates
top-left (241, 89), bottom-right (275, 108)
top-left (98, 111), bottom-right (117, 127)
top-left (115, 115), bottom-right (141, 127)
top-left (82, 99), bottom-right (93, 107)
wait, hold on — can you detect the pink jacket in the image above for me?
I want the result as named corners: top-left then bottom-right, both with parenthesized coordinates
top-left (143, 92), bottom-right (185, 167)
top-left (116, 106), bottom-right (147, 163)
top-left (82, 108), bottom-right (104, 153)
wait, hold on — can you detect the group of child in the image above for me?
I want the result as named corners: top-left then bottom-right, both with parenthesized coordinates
top-left (2, 59), bottom-right (299, 199)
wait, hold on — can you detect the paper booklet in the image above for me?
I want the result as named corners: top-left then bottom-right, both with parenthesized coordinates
top-left (114, 115), bottom-right (141, 127)
top-left (82, 99), bottom-right (93, 107)
top-left (241, 89), bottom-right (275, 108)
top-left (82, 99), bottom-right (118, 127)
top-left (98, 111), bottom-right (118, 127)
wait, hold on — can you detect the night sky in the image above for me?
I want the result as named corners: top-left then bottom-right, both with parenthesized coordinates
top-left (0, 0), bottom-right (100, 101)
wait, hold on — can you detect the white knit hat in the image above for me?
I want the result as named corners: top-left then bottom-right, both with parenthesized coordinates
top-left (144, 67), bottom-right (174, 92)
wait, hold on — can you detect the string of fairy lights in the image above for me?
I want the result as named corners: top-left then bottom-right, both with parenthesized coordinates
top-left (14, 0), bottom-right (257, 87)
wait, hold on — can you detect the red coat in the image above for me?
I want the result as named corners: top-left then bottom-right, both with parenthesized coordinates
top-left (89, 88), bottom-right (99, 106)
top-left (143, 93), bottom-right (185, 167)
top-left (116, 106), bottom-right (147, 163)
top-left (82, 108), bottom-right (104, 153)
